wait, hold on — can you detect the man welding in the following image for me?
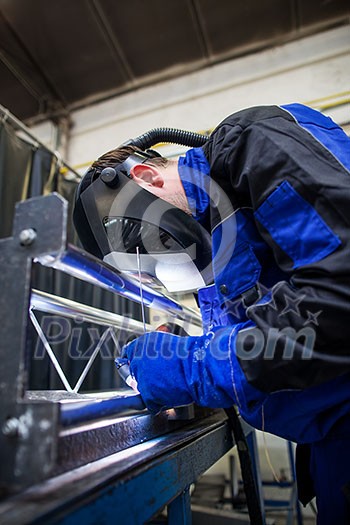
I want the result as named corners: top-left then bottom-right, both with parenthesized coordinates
top-left (74, 103), bottom-right (350, 524)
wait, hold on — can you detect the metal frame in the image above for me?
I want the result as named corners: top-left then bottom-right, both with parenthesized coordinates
top-left (0, 194), bottom-right (66, 491)
top-left (0, 192), bottom-right (240, 523)
top-left (30, 289), bottom-right (152, 393)
top-left (30, 308), bottom-right (120, 393)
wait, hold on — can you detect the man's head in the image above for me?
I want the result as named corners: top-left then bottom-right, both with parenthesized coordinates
top-left (90, 145), bottom-right (191, 215)
top-left (73, 144), bottom-right (213, 292)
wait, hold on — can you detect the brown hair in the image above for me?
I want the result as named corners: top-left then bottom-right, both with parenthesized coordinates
top-left (91, 144), bottom-right (168, 171)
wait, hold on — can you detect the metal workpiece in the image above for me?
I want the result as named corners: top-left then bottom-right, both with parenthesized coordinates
top-left (38, 243), bottom-right (203, 327)
top-left (57, 403), bottom-right (215, 475)
top-left (0, 411), bottom-right (234, 525)
top-left (31, 288), bottom-right (152, 333)
top-left (0, 189), bottom-right (234, 525)
top-left (0, 193), bottom-right (207, 497)
top-left (22, 390), bottom-right (214, 475)
top-left (59, 392), bottom-right (146, 427)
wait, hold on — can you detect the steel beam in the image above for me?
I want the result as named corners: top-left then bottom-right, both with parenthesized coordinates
top-left (0, 413), bottom-right (234, 525)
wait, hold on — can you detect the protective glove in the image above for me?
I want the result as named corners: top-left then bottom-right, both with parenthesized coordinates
top-left (122, 324), bottom-right (251, 414)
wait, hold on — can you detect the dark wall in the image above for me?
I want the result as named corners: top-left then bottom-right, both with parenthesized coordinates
top-left (0, 120), bottom-right (143, 392)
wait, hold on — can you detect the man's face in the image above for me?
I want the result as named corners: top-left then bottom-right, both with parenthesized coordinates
top-left (130, 162), bottom-right (192, 215)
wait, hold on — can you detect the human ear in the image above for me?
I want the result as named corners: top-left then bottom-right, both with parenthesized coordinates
top-left (130, 164), bottom-right (164, 188)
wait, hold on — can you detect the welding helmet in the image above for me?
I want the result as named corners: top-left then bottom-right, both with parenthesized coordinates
top-left (73, 143), bottom-right (213, 293)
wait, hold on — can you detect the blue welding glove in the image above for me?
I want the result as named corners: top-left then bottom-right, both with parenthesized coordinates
top-left (122, 323), bottom-right (253, 414)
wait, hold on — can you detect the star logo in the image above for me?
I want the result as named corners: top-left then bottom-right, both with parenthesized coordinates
top-left (303, 310), bottom-right (322, 326)
top-left (260, 284), bottom-right (279, 311)
top-left (230, 299), bottom-right (244, 319)
top-left (280, 294), bottom-right (306, 317)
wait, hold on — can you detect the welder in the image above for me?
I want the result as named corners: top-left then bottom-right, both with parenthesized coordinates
top-left (74, 103), bottom-right (350, 523)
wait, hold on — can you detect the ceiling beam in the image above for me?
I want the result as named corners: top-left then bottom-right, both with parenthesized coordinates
top-left (0, 10), bottom-right (69, 115)
top-left (188, 0), bottom-right (212, 59)
top-left (87, 0), bottom-right (135, 84)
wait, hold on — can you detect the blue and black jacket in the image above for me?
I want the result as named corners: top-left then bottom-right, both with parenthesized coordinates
top-left (179, 103), bottom-right (350, 444)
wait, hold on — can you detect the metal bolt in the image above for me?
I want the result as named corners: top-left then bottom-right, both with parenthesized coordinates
top-left (2, 418), bottom-right (20, 438)
top-left (19, 228), bottom-right (37, 246)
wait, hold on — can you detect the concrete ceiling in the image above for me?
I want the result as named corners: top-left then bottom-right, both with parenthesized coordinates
top-left (0, 0), bottom-right (349, 124)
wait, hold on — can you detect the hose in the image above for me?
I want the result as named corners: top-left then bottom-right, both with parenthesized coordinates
top-left (225, 407), bottom-right (265, 525)
top-left (127, 127), bottom-right (208, 150)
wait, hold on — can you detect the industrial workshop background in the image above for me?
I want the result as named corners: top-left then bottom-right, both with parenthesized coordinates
top-left (0, 116), bottom-right (144, 391)
top-left (0, 1), bottom-right (349, 524)
top-left (1, 0), bottom-right (349, 393)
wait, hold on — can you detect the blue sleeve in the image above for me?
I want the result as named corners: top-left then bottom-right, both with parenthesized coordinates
top-left (219, 111), bottom-right (350, 393)
top-left (124, 322), bottom-right (266, 415)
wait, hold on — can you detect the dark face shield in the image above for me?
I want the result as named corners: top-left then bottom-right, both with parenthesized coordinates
top-left (103, 216), bottom-right (179, 255)
top-left (74, 167), bottom-right (213, 293)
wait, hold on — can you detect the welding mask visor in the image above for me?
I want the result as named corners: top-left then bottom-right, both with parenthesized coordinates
top-left (73, 163), bottom-right (213, 293)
